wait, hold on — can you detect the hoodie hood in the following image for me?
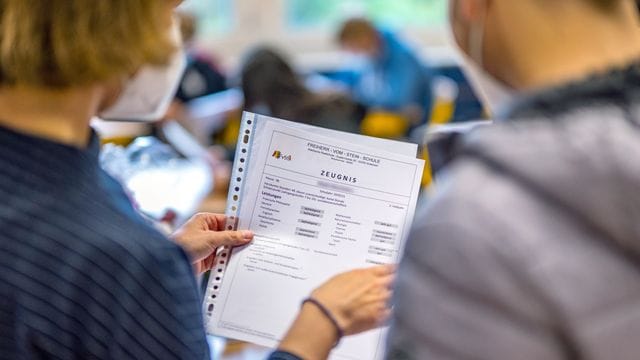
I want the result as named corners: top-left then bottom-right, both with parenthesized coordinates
top-left (463, 63), bottom-right (640, 258)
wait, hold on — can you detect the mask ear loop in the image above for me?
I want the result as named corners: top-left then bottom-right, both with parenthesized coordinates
top-left (468, 0), bottom-right (487, 69)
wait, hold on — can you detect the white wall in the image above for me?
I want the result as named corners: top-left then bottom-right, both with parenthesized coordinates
top-left (192, 0), bottom-right (458, 74)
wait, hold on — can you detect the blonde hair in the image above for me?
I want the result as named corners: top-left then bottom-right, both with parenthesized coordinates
top-left (0, 0), bottom-right (177, 88)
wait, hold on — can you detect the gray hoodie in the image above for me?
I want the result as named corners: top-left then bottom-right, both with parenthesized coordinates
top-left (387, 65), bottom-right (640, 360)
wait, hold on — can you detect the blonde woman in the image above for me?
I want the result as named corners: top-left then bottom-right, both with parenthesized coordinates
top-left (0, 1), bottom-right (392, 359)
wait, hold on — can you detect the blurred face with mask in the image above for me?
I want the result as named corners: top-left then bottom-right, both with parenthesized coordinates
top-left (338, 18), bottom-right (382, 64)
top-left (448, 0), bottom-right (640, 117)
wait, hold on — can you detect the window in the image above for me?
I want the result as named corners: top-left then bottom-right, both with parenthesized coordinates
top-left (287, 0), bottom-right (448, 29)
top-left (179, 0), bottom-right (453, 71)
top-left (179, 0), bottom-right (233, 36)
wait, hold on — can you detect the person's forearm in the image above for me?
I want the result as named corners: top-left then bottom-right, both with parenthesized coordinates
top-left (277, 303), bottom-right (338, 360)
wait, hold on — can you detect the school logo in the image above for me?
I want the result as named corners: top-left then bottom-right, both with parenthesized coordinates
top-left (272, 150), bottom-right (292, 161)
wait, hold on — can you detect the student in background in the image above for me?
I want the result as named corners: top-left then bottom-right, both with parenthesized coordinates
top-left (336, 17), bottom-right (432, 124)
top-left (163, 11), bottom-right (228, 124)
top-left (241, 47), bottom-right (363, 133)
top-left (387, 0), bottom-right (640, 358)
top-left (175, 12), bottom-right (227, 103)
top-left (0, 1), bottom-right (392, 359)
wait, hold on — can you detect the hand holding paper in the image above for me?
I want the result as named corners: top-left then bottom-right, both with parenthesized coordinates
top-left (311, 264), bottom-right (395, 335)
top-left (279, 265), bottom-right (395, 360)
top-left (203, 113), bottom-right (424, 359)
top-left (171, 213), bottom-right (254, 273)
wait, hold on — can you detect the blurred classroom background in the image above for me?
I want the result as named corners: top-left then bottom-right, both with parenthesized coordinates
top-left (170, 0), bottom-right (485, 143)
top-left (94, 2), bottom-right (487, 357)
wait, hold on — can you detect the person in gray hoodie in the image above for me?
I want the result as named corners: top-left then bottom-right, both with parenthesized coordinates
top-left (387, 0), bottom-right (640, 359)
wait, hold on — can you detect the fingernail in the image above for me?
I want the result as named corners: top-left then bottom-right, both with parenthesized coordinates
top-left (242, 231), bottom-right (254, 240)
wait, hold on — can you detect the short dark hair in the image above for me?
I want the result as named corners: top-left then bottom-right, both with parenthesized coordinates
top-left (177, 12), bottom-right (197, 44)
top-left (336, 17), bottom-right (377, 44)
top-left (240, 47), bottom-right (310, 118)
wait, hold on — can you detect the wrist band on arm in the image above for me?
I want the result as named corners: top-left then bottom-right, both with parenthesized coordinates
top-left (301, 297), bottom-right (344, 347)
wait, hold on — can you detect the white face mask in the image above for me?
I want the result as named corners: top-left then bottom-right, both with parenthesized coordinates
top-left (449, 3), bottom-right (517, 118)
top-left (99, 22), bottom-right (186, 122)
top-left (343, 52), bottom-right (374, 71)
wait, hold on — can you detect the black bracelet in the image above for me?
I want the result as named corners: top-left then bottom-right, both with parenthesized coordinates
top-left (301, 297), bottom-right (344, 347)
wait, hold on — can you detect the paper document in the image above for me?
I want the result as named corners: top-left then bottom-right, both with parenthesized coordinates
top-left (204, 113), bottom-right (424, 360)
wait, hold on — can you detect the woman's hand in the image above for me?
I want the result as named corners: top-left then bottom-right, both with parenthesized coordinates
top-left (311, 264), bottom-right (395, 335)
top-left (171, 213), bottom-right (253, 274)
top-left (278, 265), bottom-right (395, 360)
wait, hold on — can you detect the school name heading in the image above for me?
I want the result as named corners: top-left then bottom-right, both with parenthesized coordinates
top-left (306, 142), bottom-right (381, 165)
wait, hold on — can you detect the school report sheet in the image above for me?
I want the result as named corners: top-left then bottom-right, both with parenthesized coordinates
top-left (205, 113), bottom-right (424, 360)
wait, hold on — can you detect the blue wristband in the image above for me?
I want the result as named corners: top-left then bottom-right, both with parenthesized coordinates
top-left (301, 297), bottom-right (344, 347)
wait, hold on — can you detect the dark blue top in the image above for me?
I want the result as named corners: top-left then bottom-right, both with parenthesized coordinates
top-left (0, 125), bottom-right (301, 360)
